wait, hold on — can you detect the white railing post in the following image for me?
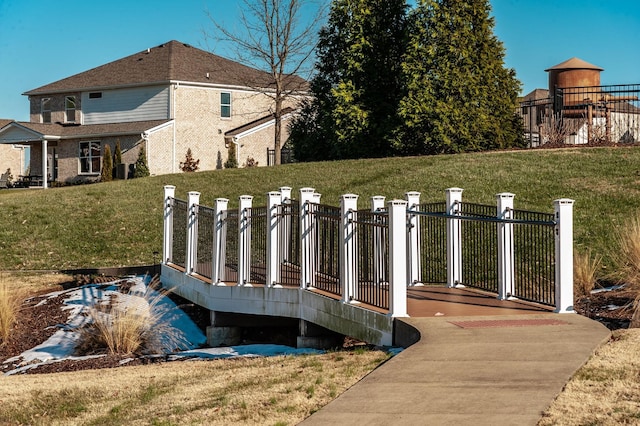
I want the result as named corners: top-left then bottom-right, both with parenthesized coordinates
top-left (388, 199), bottom-right (409, 317)
top-left (341, 194), bottom-right (359, 303)
top-left (163, 185), bottom-right (176, 265)
top-left (267, 191), bottom-right (282, 288)
top-left (279, 186), bottom-right (293, 279)
top-left (213, 198), bottom-right (229, 285)
top-left (238, 195), bottom-right (253, 287)
top-left (446, 188), bottom-right (463, 288)
top-left (554, 199), bottom-right (575, 313)
top-left (406, 191), bottom-right (422, 286)
top-left (186, 191), bottom-right (200, 275)
top-left (371, 196), bottom-right (386, 286)
top-left (497, 193), bottom-right (515, 300)
top-left (299, 187), bottom-right (316, 289)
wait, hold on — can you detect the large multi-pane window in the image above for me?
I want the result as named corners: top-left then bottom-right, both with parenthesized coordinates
top-left (41, 98), bottom-right (51, 123)
top-left (79, 141), bottom-right (101, 174)
top-left (65, 96), bottom-right (77, 123)
top-left (221, 92), bottom-right (231, 118)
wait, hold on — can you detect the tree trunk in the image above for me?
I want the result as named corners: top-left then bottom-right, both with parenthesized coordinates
top-left (274, 97), bottom-right (283, 165)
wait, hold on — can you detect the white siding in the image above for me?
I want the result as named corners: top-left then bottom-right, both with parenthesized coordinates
top-left (82, 86), bottom-right (170, 125)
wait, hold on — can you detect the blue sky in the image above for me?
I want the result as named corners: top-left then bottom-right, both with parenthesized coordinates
top-left (0, 0), bottom-right (638, 121)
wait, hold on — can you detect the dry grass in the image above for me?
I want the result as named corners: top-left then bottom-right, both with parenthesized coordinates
top-left (0, 348), bottom-right (389, 425)
top-left (76, 284), bottom-right (186, 356)
top-left (0, 275), bottom-right (22, 344)
top-left (573, 250), bottom-right (602, 297)
top-left (615, 213), bottom-right (640, 289)
top-left (539, 328), bottom-right (640, 425)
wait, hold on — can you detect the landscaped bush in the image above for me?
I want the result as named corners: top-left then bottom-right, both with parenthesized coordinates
top-left (100, 145), bottom-right (113, 182)
top-left (133, 145), bottom-right (150, 178)
top-left (75, 280), bottom-right (185, 356)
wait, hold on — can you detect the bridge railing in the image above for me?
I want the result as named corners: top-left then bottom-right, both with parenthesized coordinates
top-left (162, 185), bottom-right (574, 315)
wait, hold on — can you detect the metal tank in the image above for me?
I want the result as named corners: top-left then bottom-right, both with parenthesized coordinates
top-left (546, 57), bottom-right (604, 116)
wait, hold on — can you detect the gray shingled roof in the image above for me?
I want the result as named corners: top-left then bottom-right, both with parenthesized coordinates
top-left (225, 107), bottom-right (295, 138)
top-left (24, 40), bottom-right (308, 95)
top-left (1, 120), bottom-right (171, 140)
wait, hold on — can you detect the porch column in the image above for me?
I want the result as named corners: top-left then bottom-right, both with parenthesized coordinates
top-left (388, 199), bottom-right (409, 317)
top-left (554, 199), bottom-right (575, 313)
top-left (238, 195), bottom-right (253, 286)
top-left (162, 185), bottom-right (176, 265)
top-left (341, 194), bottom-right (358, 304)
top-left (266, 191), bottom-right (282, 288)
top-left (446, 188), bottom-right (463, 288)
top-left (299, 187), bottom-right (316, 289)
top-left (406, 191), bottom-right (422, 286)
top-left (213, 198), bottom-right (229, 285)
top-left (497, 193), bottom-right (515, 300)
top-left (185, 191), bottom-right (200, 275)
top-left (41, 139), bottom-right (48, 189)
top-left (371, 196), bottom-right (386, 287)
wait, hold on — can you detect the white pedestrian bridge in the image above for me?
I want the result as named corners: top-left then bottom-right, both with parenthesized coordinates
top-left (160, 185), bottom-right (575, 347)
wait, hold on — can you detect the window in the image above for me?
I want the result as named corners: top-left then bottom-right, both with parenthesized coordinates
top-left (41, 98), bottom-right (51, 123)
top-left (221, 92), bottom-right (231, 118)
top-left (65, 96), bottom-right (76, 122)
top-left (79, 141), bottom-right (101, 174)
top-left (89, 92), bottom-right (102, 99)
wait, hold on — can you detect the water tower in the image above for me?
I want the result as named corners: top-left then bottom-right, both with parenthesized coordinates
top-left (545, 57), bottom-right (604, 116)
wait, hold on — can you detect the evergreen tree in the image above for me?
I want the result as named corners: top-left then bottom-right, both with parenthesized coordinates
top-left (114, 139), bottom-right (123, 165)
top-left (133, 145), bottom-right (150, 178)
top-left (224, 143), bottom-right (238, 169)
top-left (395, 0), bottom-right (524, 154)
top-left (290, 0), bottom-right (408, 160)
top-left (100, 145), bottom-right (113, 182)
top-left (179, 148), bottom-right (200, 172)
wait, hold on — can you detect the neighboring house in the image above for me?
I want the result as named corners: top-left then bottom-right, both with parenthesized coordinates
top-left (0, 119), bottom-right (28, 184)
top-left (0, 41), bottom-right (306, 186)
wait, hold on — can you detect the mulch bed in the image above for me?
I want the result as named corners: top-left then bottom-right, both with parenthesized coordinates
top-left (1, 276), bottom-right (635, 375)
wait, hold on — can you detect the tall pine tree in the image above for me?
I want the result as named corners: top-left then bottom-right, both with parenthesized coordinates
top-left (290, 0), bottom-right (408, 160)
top-left (395, 0), bottom-right (524, 155)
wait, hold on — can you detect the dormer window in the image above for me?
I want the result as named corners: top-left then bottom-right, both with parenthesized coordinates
top-left (41, 98), bottom-right (51, 123)
top-left (221, 92), bottom-right (231, 118)
top-left (65, 96), bottom-right (77, 123)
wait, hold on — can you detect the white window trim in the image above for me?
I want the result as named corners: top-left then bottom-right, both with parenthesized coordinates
top-left (41, 98), bottom-right (51, 123)
top-left (221, 92), bottom-right (232, 119)
top-left (65, 96), bottom-right (77, 123)
top-left (78, 140), bottom-right (101, 175)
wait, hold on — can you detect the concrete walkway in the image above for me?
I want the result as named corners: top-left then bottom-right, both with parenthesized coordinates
top-left (301, 313), bottom-right (610, 425)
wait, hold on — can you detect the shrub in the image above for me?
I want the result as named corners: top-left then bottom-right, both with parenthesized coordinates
top-left (133, 145), bottom-right (150, 178)
top-left (76, 280), bottom-right (185, 356)
top-left (100, 145), bottom-right (113, 182)
top-left (0, 277), bottom-right (21, 344)
top-left (179, 148), bottom-right (200, 172)
top-left (114, 139), bottom-right (123, 165)
top-left (243, 157), bottom-right (259, 168)
top-left (224, 143), bottom-right (238, 169)
top-left (574, 250), bottom-right (602, 297)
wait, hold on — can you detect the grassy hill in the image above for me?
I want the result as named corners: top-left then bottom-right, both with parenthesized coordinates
top-left (1, 146), bottom-right (639, 271)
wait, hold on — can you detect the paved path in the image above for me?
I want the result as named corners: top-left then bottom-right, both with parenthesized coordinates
top-left (301, 313), bottom-right (610, 425)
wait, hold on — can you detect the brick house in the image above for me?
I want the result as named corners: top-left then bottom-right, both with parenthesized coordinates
top-left (0, 119), bottom-right (28, 184)
top-left (0, 41), bottom-right (306, 187)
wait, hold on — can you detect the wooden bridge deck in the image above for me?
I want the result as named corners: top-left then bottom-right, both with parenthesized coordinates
top-left (406, 286), bottom-right (552, 317)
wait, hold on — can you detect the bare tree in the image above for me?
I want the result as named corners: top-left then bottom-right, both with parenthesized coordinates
top-left (205, 0), bottom-right (326, 165)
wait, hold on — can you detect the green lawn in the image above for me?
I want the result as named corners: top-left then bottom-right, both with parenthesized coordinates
top-left (0, 146), bottom-right (638, 271)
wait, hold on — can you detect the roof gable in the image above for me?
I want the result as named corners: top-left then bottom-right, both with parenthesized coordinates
top-left (24, 41), bottom-right (307, 95)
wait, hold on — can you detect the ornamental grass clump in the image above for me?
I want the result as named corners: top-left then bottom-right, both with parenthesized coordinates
top-left (0, 276), bottom-right (21, 344)
top-left (76, 280), bottom-right (186, 356)
top-left (573, 249), bottom-right (602, 298)
top-left (614, 213), bottom-right (640, 290)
